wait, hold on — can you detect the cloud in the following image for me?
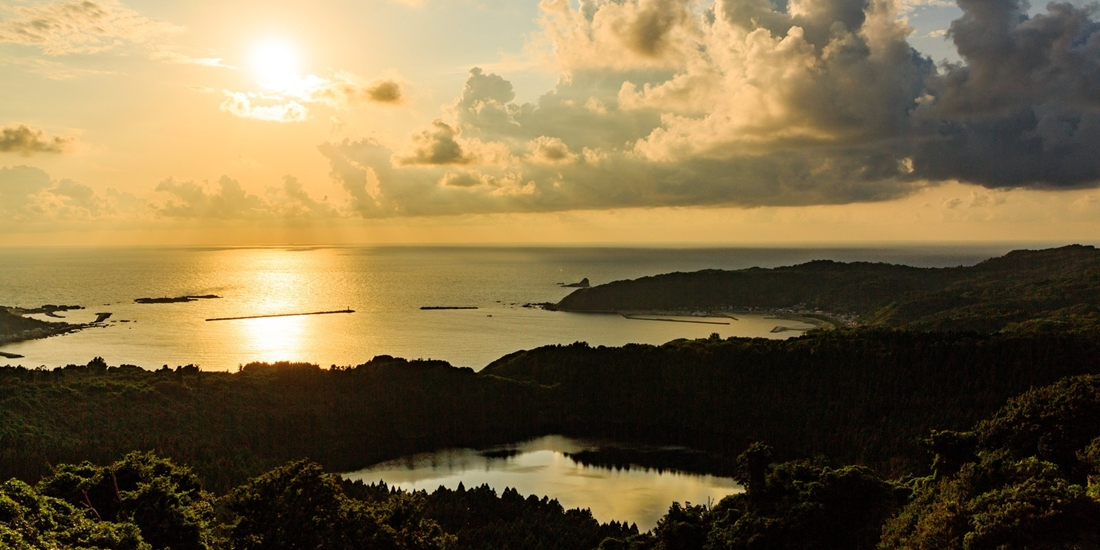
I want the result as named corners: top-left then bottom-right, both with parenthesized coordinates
top-left (909, 0), bottom-right (1100, 188)
top-left (220, 91), bottom-right (309, 123)
top-left (0, 165), bottom-right (141, 222)
top-left (148, 49), bottom-right (230, 67)
top-left (0, 1), bottom-right (234, 73)
top-left (0, 55), bottom-right (113, 79)
top-left (535, 0), bottom-right (701, 70)
top-left (155, 176), bottom-right (266, 218)
top-left (440, 170), bottom-right (495, 188)
top-left (266, 175), bottom-right (338, 218)
top-left (0, 165), bottom-right (53, 217)
top-left (0, 125), bottom-right (72, 155)
top-left (398, 120), bottom-right (475, 165)
top-left (0, 0), bottom-right (178, 55)
top-left (897, 0), bottom-right (955, 14)
top-left (364, 79), bottom-right (403, 103)
top-left (527, 136), bottom-right (577, 164)
top-left (313, 0), bottom-right (1100, 218)
top-left (1, 166), bottom-right (339, 225)
top-left (220, 72), bottom-right (405, 123)
top-left (301, 73), bottom-right (405, 107)
top-left (153, 174), bottom-right (339, 220)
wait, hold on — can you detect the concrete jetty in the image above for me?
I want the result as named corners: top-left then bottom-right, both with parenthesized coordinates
top-left (620, 313), bottom-right (729, 325)
top-left (206, 309), bottom-right (354, 322)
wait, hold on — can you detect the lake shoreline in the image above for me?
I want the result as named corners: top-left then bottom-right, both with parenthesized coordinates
top-left (343, 434), bottom-right (742, 530)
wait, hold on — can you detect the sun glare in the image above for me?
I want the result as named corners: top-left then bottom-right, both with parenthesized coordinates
top-left (249, 40), bottom-right (302, 88)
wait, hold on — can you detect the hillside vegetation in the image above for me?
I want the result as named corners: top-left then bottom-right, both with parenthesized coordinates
top-left (4, 331), bottom-right (1099, 492)
top-left (553, 245), bottom-right (1100, 332)
top-left (5, 370), bottom-right (1100, 549)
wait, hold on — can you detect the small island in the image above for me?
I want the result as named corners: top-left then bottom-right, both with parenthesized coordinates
top-left (134, 294), bottom-right (221, 304)
top-left (559, 277), bottom-right (590, 288)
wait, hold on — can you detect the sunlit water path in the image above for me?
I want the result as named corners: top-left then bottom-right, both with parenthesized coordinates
top-left (1, 245), bottom-right (1013, 370)
top-left (343, 436), bottom-right (741, 530)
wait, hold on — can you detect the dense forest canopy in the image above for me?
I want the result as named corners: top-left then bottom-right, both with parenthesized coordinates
top-left (3, 331), bottom-right (1099, 492)
top-left (4, 369), bottom-right (1100, 549)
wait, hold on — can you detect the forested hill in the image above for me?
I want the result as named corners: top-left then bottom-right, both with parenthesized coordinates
top-left (553, 244), bottom-right (1100, 332)
top-left (6, 331), bottom-right (1100, 492)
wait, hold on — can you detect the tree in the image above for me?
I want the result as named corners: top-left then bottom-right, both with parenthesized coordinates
top-left (37, 451), bottom-right (218, 550)
top-left (226, 459), bottom-right (453, 550)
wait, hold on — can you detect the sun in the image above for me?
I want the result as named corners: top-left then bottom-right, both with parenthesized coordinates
top-left (249, 40), bottom-right (302, 88)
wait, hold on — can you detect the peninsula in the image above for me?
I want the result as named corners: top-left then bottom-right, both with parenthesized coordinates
top-left (553, 245), bottom-right (1100, 333)
top-left (0, 307), bottom-right (85, 347)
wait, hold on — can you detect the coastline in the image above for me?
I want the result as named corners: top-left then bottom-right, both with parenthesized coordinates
top-left (1, 305), bottom-right (91, 349)
top-left (552, 305), bottom-right (853, 332)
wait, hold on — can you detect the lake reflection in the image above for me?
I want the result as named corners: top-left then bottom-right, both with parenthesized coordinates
top-left (342, 436), bottom-right (742, 530)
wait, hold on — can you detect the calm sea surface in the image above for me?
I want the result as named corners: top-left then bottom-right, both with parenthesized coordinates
top-left (1, 244), bottom-right (1018, 370)
top-left (343, 436), bottom-right (741, 530)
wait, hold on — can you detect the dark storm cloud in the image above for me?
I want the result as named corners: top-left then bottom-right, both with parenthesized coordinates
top-left (910, 0), bottom-right (1100, 188)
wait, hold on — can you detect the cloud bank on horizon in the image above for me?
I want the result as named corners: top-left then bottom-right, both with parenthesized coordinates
top-left (3, 0), bottom-right (1100, 225)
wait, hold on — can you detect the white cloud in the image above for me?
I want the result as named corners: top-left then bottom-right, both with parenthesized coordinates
top-left (219, 91), bottom-right (309, 123)
top-left (0, 165), bottom-right (142, 222)
top-left (218, 71), bottom-right (406, 123)
top-left (897, 0), bottom-right (955, 15)
top-left (534, 0), bottom-right (703, 71)
top-left (154, 174), bottom-right (338, 220)
top-left (149, 49), bottom-right (232, 68)
top-left (0, 0), bottom-right (180, 55)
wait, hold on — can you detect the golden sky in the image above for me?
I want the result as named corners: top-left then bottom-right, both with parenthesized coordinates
top-left (2, 0), bottom-right (1100, 246)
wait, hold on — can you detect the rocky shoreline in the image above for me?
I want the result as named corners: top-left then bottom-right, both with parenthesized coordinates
top-left (0, 305), bottom-right (90, 349)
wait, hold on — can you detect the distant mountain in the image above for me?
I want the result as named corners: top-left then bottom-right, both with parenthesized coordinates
top-left (553, 245), bottom-right (1100, 333)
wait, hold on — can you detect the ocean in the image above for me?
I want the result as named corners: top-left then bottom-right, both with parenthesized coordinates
top-left (1, 244), bottom-right (1020, 370)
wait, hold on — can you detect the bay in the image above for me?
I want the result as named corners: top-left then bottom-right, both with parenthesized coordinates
top-left (1, 244), bottom-right (1016, 370)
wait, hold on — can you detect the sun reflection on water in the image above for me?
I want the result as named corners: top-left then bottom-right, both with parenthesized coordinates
top-left (235, 315), bottom-right (307, 364)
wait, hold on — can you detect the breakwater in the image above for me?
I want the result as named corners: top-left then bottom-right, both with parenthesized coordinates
top-left (206, 309), bottom-right (355, 322)
top-left (620, 314), bottom-right (730, 325)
